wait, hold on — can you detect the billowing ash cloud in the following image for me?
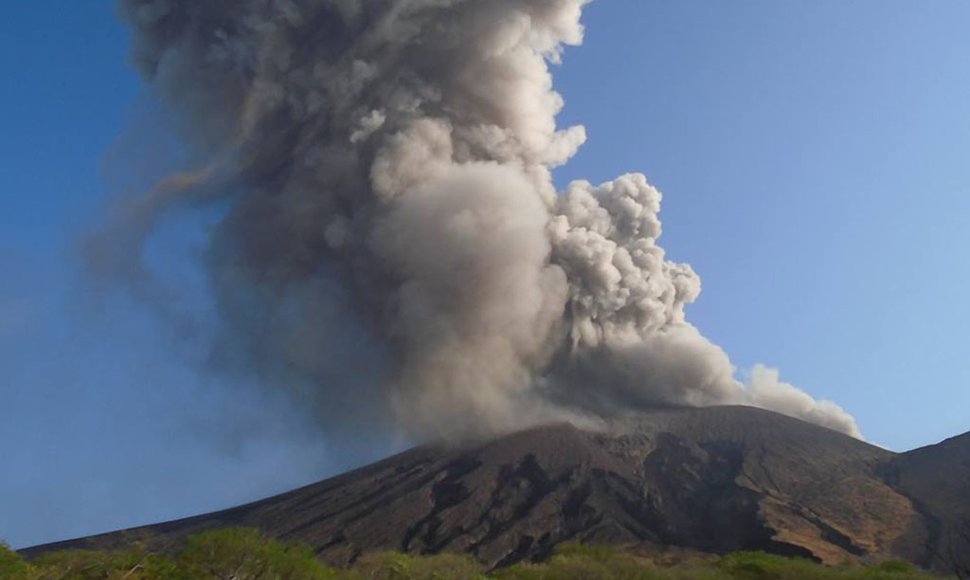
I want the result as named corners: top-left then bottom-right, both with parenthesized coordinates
top-left (104, 0), bottom-right (860, 439)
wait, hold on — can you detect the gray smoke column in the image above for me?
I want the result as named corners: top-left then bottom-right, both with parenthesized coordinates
top-left (106, 0), bottom-right (860, 439)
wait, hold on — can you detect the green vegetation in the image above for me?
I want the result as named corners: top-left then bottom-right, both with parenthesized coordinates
top-left (0, 531), bottom-right (948, 579)
top-left (0, 531), bottom-right (330, 580)
top-left (495, 545), bottom-right (940, 580)
top-left (1, 543), bottom-right (35, 579)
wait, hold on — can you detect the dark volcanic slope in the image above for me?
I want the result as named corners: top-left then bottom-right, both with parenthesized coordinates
top-left (885, 431), bottom-right (970, 571)
top-left (22, 407), bottom-right (968, 570)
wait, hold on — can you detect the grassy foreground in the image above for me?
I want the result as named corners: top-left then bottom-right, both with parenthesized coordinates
top-left (1, 528), bottom-right (946, 579)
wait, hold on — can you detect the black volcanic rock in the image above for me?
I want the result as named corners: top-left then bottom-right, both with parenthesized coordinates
top-left (21, 407), bottom-right (970, 571)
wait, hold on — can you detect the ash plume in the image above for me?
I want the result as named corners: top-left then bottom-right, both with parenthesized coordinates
top-left (104, 0), bottom-right (860, 439)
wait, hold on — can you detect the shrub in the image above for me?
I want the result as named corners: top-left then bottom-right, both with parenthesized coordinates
top-left (496, 543), bottom-right (659, 580)
top-left (175, 527), bottom-right (335, 580)
top-left (716, 551), bottom-right (937, 580)
top-left (31, 548), bottom-right (179, 579)
top-left (345, 551), bottom-right (487, 580)
top-left (717, 551), bottom-right (811, 579)
top-left (1, 543), bottom-right (36, 580)
top-left (6, 533), bottom-right (944, 580)
top-left (858, 559), bottom-right (927, 580)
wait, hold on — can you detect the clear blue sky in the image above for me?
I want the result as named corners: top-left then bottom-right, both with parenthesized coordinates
top-left (2, 1), bottom-right (968, 549)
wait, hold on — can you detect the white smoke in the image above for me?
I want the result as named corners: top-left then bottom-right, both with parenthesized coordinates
top-left (103, 0), bottom-right (860, 440)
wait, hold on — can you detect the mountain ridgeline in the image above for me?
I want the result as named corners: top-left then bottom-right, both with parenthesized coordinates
top-left (22, 407), bottom-right (970, 572)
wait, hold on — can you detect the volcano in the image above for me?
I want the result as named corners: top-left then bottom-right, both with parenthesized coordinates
top-left (23, 406), bottom-right (969, 572)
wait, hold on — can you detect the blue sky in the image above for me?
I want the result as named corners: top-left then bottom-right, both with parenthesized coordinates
top-left (2, 1), bottom-right (969, 548)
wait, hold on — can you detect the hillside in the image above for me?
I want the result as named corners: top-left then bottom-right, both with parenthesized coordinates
top-left (22, 406), bottom-right (969, 572)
